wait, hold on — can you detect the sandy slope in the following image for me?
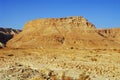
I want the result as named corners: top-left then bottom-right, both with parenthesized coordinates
top-left (0, 48), bottom-right (120, 80)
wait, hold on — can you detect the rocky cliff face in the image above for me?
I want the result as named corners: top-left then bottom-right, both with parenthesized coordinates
top-left (97, 28), bottom-right (120, 41)
top-left (0, 28), bottom-right (21, 48)
top-left (6, 16), bottom-right (120, 49)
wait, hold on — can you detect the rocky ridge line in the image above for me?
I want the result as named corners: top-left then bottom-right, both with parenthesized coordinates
top-left (0, 28), bottom-right (21, 48)
top-left (6, 16), bottom-right (120, 49)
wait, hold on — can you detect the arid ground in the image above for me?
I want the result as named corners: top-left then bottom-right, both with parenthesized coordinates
top-left (0, 48), bottom-right (120, 80)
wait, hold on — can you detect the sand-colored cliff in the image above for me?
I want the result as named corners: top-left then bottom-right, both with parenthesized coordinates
top-left (7, 16), bottom-right (120, 49)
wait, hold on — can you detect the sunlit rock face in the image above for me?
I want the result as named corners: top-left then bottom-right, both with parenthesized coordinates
top-left (6, 16), bottom-right (120, 49)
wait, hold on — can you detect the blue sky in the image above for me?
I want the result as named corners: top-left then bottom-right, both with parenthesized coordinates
top-left (0, 0), bottom-right (120, 29)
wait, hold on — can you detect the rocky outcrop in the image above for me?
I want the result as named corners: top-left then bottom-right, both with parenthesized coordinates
top-left (97, 28), bottom-right (120, 41)
top-left (0, 28), bottom-right (21, 48)
top-left (0, 42), bottom-right (4, 48)
top-left (6, 16), bottom-right (120, 49)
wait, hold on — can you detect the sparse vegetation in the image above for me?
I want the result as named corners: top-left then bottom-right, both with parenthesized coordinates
top-left (0, 48), bottom-right (120, 80)
top-left (29, 71), bottom-right (91, 80)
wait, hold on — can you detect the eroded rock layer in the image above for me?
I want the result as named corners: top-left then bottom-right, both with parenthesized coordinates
top-left (0, 28), bottom-right (21, 48)
top-left (6, 16), bottom-right (120, 49)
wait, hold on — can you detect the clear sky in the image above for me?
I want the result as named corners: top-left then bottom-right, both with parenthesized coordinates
top-left (0, 0), bottom-right (120, 29)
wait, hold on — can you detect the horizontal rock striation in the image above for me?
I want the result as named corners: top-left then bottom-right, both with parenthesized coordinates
top-left (6, 16), bottom-right (120, 49)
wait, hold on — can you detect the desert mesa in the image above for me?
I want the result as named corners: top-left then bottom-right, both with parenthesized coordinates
top-left (7, 16), bottom-right (120, 49)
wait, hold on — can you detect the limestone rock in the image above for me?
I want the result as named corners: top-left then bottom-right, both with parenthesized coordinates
top-left (0, 42), bottom-right (5, 48)
top-left (97, 28), bottom-right (120, 41)
top-left (6, 16), bottom-right (120, 49)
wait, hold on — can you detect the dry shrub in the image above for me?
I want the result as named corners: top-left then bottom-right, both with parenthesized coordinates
top-left (91, 57), bottom-right (97, 61)
top-left (29, 76), bottom-right (44, 80)
top-left (62, 72), bottom-right (73, 80)
top-left (52, 72), bottom-right (90, 80)
top-left (51, 75), bottom-right (58, 80)
top-left (29, 71), bottom-right (91, 80)
top-left (78, 73), bottom-right (91, 80)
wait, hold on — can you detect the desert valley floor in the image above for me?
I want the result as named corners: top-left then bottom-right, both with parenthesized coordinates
top-left (0, 48), bottom-right (120, 80)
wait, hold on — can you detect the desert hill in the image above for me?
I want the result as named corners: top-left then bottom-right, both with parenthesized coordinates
top-left (0, 28), bottom-right (21, 48)
top-left (6, 16), bottom-right (120, 49)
